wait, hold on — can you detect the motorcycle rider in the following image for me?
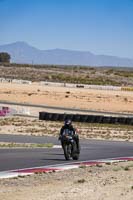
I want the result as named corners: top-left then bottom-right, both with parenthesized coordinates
top-left (59, 119), bottom-right (80, 153)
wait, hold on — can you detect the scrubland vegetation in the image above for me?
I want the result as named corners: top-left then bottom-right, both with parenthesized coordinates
top-left (0, 63), bottom-right (133, 86)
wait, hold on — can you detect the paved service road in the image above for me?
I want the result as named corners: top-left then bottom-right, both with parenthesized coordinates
top-left (0, 134), bottom-right (133, 171)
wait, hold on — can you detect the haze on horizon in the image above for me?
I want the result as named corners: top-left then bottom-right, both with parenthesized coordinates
top-left (0, 0), bottom-right (133, 59)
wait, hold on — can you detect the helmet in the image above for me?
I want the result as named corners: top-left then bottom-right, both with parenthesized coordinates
top-left (65, 119), bottom-right (72, 125)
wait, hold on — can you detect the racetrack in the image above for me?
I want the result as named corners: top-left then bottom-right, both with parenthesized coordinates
top-left (0, 82), bottom-right (133, 173)
top-left (0, 135), bottom-right (133, 172)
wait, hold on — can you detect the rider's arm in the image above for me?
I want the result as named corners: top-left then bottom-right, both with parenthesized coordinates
top-left (60, 127), bottom-right (64, 135)
top-left (70, 126), bottom-right (76, 134)
top-left (58, 127), bottom-right (64, 140)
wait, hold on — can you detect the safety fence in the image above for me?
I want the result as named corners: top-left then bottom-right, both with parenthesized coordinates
top-left (39, 112), bottom-right (133, 125)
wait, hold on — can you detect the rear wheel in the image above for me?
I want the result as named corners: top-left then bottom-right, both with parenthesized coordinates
top-left (72, 142), bottom-right (79, 160)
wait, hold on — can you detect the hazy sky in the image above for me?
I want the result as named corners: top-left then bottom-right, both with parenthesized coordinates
top-left (0, 0), bottom-right (133, 58)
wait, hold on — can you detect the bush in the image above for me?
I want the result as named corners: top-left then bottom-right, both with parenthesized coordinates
top-left (0, 52), bottom-right (11, 63)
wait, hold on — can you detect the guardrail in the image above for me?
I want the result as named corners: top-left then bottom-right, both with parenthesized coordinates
top-left (39, 112), bottom-right (133, 125)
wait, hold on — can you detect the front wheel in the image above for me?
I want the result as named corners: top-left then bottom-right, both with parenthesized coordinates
top-left (63, 144), bottom-right (71, 160)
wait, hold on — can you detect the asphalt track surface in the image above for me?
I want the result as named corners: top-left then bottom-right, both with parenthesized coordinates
top-left (0, 134), bottom-right (133, 172)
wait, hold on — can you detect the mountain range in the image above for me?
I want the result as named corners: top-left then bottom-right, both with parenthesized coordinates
top-left (0, 41), bottom-right (133, 67)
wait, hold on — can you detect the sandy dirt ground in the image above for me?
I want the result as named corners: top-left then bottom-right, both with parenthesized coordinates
top-left (0, 82), bottom-right (133, 113)
top-left (0, 161), bottom-right (133, 200)
top-left (0, 82), bottom-right (133, 200)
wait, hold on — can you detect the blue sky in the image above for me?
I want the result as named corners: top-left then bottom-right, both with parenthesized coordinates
top-left (0, 0), bottom-right (133, 58)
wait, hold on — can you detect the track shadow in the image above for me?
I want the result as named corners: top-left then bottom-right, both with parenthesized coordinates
top-left (43, 153), bottom-right (63, 156)
top-left (41, 158), bottom-right (67, 161)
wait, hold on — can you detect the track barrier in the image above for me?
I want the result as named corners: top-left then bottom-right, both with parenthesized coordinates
top-left (39, 112), bottom-right (133, 125)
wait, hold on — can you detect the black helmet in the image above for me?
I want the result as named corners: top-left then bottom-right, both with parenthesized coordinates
top-left (65, 119), bottom-right (72, 125)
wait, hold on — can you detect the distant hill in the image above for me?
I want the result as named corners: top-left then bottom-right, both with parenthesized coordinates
top-left (0, 41), bottom-right (133, 67)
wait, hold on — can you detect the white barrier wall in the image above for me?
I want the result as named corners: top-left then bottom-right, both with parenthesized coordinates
top-left (0, 78), bottom-right (132, 91)
top-left (12, 79), bottom-right (32, 84)
top-left (0, 78), bottom-right (31, 84)
top-left (39, 81), bottom-right (122, 91)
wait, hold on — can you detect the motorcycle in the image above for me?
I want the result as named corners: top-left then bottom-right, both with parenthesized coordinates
top-left (60, 131), bottom-right (80, 161)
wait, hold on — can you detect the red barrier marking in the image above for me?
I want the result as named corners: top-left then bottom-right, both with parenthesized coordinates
top-left (1, 157), bottom-right (133, 179)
